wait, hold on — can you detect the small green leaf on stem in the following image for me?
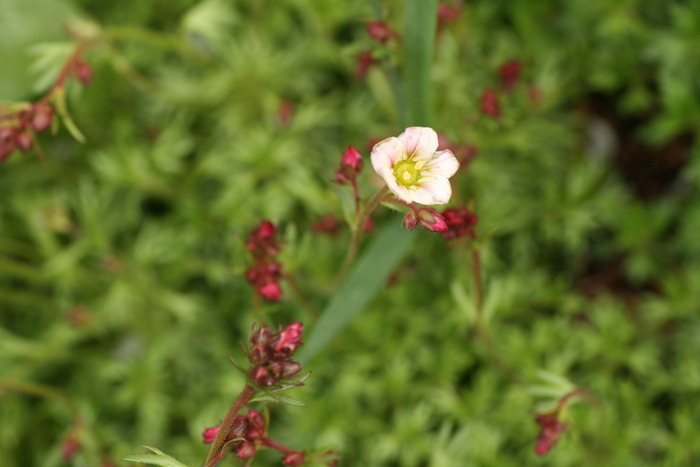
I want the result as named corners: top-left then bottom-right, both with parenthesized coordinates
top-left (123, 446), bottom-right (190, 467)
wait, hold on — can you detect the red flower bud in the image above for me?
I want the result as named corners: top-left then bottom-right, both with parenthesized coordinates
top-left (202, 425), bottom-right (220, 444)
top-left (440, 207), bottom-right (478, 239)
top-left (355, 51), bottom-right (376, 80)
top-left (416, 208), bottom-right (448, 232)
top-left (366, 21), bottom-right (394, 43)
top-left (249, 365), bottom-right (276, 386)
top-left (342, 146), bottom-right (363, 172)
top-left (273, 322), bottom-right (303, 356)
top-left (236, 441), bottom-right (257, 459)
top-left (499, 60), bottom-right (522, 91)
top-left (283, 451), bottom-right (305, 467)
top-left (246, 409), bottom-right (266, 432)
top-left (403, 212), bottom-right (418, 230)
top-left (74, 59), bottom-right (93, 85)
top-left (534, 412), bottom-right (567, 456)
top-left (480, 89), bottom-right (501, 118)
top-left (31, 104), bottom-right (54, 132)
top-left (258, 281), bottom-right (282, 301)
top-left (268, 359), bottom-right (302, 380)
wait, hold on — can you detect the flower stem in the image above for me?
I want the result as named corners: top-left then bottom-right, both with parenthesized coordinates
top-left (468, 243), bottom-right (519, 382)
top-left (0, 379), bottom-right (79, 415)
top-left (261, 437), bottom-right (295, 455)
top-left (203, 385), bottom-right (256, 467)
top-left (337, 186), bottom-right (388, 282)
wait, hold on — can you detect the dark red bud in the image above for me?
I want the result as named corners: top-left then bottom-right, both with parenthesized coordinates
top-left (480, 89), bottom-right (501, 118)
top-left (247, 409), bottom-right (266, 431)
top-left (403, 212), bottom-right (418, 230)
top-left (250, 344), bottom-right (271, 364)
top-left (499, 60), bottom-right (522, 90)
top-left (236, 441), bottom-right (257, 459)
top-left (249, 365), bottom-right (275, 386)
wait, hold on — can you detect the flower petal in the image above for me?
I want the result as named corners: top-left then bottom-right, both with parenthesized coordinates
top-left (424, 149), bottom-right (459, 178)
top-left (371, 137), bottom-right (405, 174)
top-left (410, 177), bottom-right (453, 205)
top-left (380, 167), bottom-right (414, 203)
top-left (398, 127), bottom-right (439, 160)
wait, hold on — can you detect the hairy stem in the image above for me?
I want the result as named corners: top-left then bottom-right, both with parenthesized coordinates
top-left (337, 186), bottom-right (388, 282)
top-left (203, 385), bottom-right (256, 467)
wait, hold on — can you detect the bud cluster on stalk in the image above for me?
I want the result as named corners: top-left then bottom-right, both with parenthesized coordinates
top-left (245, 221), bottom-right (284, 301)
top-left (247, 322), bottom-right (303, 387)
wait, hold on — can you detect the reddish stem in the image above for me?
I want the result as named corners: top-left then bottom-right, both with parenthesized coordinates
top-left (204, 385), bottom-right (256, 467)
top-left (261, 437), bottom-right (295, 455)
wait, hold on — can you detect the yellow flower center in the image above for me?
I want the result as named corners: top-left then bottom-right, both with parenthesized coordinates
top-left (393, 159), bottom-right (424, 188)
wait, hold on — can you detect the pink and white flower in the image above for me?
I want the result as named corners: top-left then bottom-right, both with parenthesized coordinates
top-left (370, 127), bottom-right (459, 205)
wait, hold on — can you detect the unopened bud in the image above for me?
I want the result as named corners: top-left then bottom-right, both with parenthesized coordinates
top-left (31, 104), bottom-right (54, 132)
top-left (283, 451), bottom-right (305, 467)
top-left (258, 281), bottom-right (282, 301)
top-left (74, 59), bottom-right (93, 85)
top-left (249, 365), bottom-right (275, 386)
top-left (403, 212), bottom-right (418, 230)
top-left (202, 426), bottom-right (220, 444)
top-left (236, 441), bottom-right (257, 460)
top-left (416, 208), bottom-right (448, 232)
top-left (366, 21), bottom-right (394, 43)
top-left (480, 89), bottom-right (501, 118)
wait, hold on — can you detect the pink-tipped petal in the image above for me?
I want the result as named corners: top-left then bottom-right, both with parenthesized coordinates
top-left (371, 137), bottom-right (405, 173)
top-left (425, 149), bottom-right (460, 177)
top-left (398, 127), bottom-right (439, 160)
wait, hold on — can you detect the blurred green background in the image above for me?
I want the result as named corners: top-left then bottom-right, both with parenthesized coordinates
top-left (2, 0), bottom-right (700, 466)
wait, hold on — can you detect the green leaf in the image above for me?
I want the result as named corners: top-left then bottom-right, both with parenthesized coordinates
top-left (250, 392), bottom-right (306, 407)
top-left (298, 222), bottom-right (415, 363)
top-left (403, 0), bottom-right (438, 126)
top-left (123, 446), bottom-right (190, 467)
top-left (51, 87), bottom-right (86, 143)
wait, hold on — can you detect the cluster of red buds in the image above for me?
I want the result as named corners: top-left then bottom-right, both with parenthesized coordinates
top-left (403, 207), bottom-right (448, 233)
top-left (0, 50), bottom-right (92, 164)
top-left (0, 103), bottom-right (52, 163)
top-left (479, 59), bottom-right (528, 119)
top-left (534, 411), bottom-right (568, 456)
top-left (440, 207), bottom-right (478, 240)
top-left (245, 221), bottom-right (284, 301)
top-left (203, 409), bottom-right (338, 466)
top-left (533, 388), bottom-right (589, 456)
top-left (354, 19), bottom-right (399, 80)
top-left (248, 322), bottom-right (303, 387)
